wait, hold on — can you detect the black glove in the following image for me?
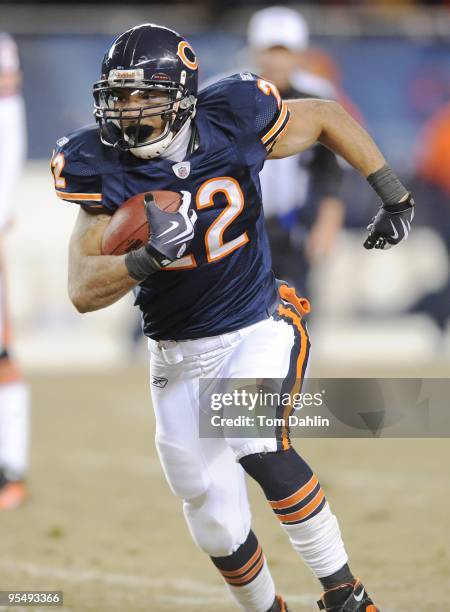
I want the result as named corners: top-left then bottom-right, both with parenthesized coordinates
top-left (363, 194), bottom-right (415, 250)
top-left (125, 190), bottom-right (197, 281)
top-left (144, 190), bottom-right (197, 267)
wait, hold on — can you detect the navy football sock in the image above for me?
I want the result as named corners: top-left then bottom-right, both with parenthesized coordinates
top-left (211, 530), bottom-right (263, 586)
top-left (319, 563), bottom-right (355, 590)
top-left (240, 449), bottom-right (350, 583)
top-left (211, 530), bottom-right (276, 611)
top-left (240, 447), bottom-right (326, 523)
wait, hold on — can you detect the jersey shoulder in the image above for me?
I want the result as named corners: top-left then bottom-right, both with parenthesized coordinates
top-left (53, 124), bottom-right (115, 175)
top-left (51, 124), bottom-right (117, 212)
top-left (198, 72), bottom-right (290, 152)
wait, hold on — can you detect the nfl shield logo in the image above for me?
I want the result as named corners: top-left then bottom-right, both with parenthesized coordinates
top-left (172, 161), bottom-right (191, 179)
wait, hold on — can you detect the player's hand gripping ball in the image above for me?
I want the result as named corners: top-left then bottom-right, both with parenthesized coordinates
top-left (101, 190), bottom-right (196, 257)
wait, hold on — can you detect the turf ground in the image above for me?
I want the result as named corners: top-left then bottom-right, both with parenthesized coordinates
top-left (0, 368), bottom-right (449, 612)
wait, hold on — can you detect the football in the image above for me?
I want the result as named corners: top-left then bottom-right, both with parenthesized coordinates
top-left (101, 191), bottom-right (182, 255)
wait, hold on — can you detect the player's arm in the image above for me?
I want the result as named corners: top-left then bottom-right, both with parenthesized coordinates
top-left (269, 99), bottom-right (414, 249)
top-left (269, 99), bottom-right (384, 173)
top-left (68, 209), bottom-right (138, 313)
top-left (68, 194), bottom-right (197, 313)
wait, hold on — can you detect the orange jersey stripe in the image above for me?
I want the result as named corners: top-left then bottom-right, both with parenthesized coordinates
top-left (220, 544), bottom-right (262, 578)
top-left (56, 190), bottom-right (103, 202)
top-left (261, 103), bottom-right (289, 145)
top-left (264, 116), bottom-right (290, 151)
top-left (224, 553), bottom-right (264, 585)
top-left (277, 489), bottom-right (325, 524)
top-left (269, 475), bottom-right (319, 510)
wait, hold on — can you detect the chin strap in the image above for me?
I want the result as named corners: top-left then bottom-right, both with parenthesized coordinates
top-left (160, 117), bottom-right (193, 162)
top-left (129, 129), bottom-right (174, 159)
top-left (130, 98), bottom-right (196, 160)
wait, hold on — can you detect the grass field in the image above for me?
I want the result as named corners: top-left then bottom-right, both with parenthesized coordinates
top-left (0, 368), bottom-right (449, 612)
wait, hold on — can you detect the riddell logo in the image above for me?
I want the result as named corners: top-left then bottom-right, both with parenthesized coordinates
top-left (108, 68), bottom-right (144, 82)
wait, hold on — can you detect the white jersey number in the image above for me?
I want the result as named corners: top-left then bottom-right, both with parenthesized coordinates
top-left (196, 177), bottom-right (249, 263)
top-left (165, 177), bottom-right (249, 270)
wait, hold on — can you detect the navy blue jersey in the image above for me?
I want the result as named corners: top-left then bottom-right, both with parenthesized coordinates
top-left (51, 73), bottom-right (291, 340)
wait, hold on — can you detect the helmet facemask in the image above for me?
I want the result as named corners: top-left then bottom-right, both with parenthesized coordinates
top-left (93, 71), bottom-right (196, 158)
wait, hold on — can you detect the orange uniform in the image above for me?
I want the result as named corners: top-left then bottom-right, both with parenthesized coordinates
top-left (417, 103), bottom-right (450, 197)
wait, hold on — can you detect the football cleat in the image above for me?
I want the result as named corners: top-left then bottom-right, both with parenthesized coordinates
top-left (0, 469), bottom-right (27, 511)
top-left (266, 594), bottom-right (290, 612)
top-left (317, 578), bottom-right (379, 611)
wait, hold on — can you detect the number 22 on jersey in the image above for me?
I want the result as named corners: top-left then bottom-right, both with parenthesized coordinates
top-left (167, 177), bottom-right (249, 270)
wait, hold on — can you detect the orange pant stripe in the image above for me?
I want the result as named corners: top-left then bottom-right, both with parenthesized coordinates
top-left (277, 304), bottom-right (309, 450)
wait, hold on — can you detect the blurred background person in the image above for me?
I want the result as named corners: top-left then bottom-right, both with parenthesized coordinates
top-left (410, 100), bottom-right (450, 332)
top-left (245, 6), bottom-right (347, 296)
top-left (0, 32), bottom-right (29, 510)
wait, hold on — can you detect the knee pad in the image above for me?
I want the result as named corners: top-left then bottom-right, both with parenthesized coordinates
top-left (155, 436), bottom-right (210, 500)
top-left (156, 436), bottom-right (251, 556)
top-left (183, 490), bottom-right (248, 557)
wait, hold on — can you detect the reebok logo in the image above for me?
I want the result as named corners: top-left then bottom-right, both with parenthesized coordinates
top-left (152, 376), bottom-right (168, 388)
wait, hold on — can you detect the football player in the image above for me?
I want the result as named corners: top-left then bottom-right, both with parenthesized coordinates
top-left (0, 32), bottom-right (29, 511)
top-left (51, 24), bottom-right (414, 611)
